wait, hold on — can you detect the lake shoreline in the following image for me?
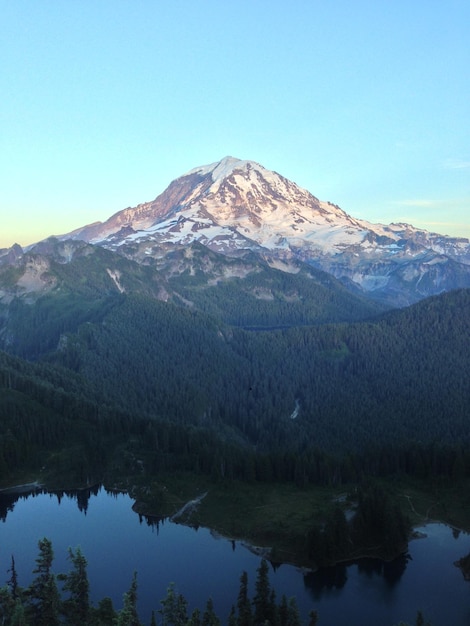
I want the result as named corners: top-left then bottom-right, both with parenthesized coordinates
top-left (0, 480), bottom-right (44, 494)
top-left (0, 477), bottom-right (409, 572)
top-left (2, 488), bottom-right (470, 626)
top-left (2, 473), bottom-right (470, 577)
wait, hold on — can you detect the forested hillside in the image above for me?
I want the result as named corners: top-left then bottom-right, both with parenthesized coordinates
top-left (0, 240), bottom-right (384, 361)
top-left (48, 288), bottom-right (470, 453)
top-left (1, 286), bottom-right (469, 489)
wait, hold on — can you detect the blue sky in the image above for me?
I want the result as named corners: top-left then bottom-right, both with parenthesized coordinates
top-left (1, 0), bottom-right (469, 248)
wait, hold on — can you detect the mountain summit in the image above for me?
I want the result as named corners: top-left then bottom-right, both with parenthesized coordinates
top-left (56, 156), bottom-right (470, 306)
top-left (0, 157), bottom-right (454, 307)
top-left (65, 156), bottom-right (367, 256)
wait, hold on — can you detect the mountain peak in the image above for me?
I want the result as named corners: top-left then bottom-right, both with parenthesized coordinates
top-left (51, 156), bottom-right (470, 306)
top-left (185, 156), bottom-right (265, 184)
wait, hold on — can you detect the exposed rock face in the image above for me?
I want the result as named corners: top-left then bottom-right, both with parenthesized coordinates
top-left (0, 243), bottom-right (24, 266)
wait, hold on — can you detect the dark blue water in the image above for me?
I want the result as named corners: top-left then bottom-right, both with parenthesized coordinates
top-left (1, 487), bottom-right (470, 625)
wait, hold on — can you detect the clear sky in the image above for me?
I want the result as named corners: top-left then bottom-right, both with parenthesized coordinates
top-left (1, 0), bottom-right (469, 249)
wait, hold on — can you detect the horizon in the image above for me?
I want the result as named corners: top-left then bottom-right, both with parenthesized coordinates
top-left (1, 1), bottom-right (469, 248)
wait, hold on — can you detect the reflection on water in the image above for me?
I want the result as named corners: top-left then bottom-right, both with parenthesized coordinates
top-left (357, 553), bottom-right (409, 587)
top-left (0, 485), bottom-right (102, 520)
top-left (304, 554), bottom-right (409, 600)
top-left (1, 487), bottom-right (470, 626)
top-left (305, 564), bottom-right (348, 597)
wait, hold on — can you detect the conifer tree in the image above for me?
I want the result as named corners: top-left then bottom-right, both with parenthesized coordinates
top-left (228, 605), bottom-right (237, 626)
top-left (60, 546), bottom-right (90, 625)
top-left (117, 572), bottom-right (141, 626)
top-left (0, 586), bottom-right (15, 624)
top-left (202, 597), bottom-right (220, 626)
top-left (10, 598), bottom-right (26, 626)
top-left (0, 556), bottom-right (22, 624)
top-left (93, 596), bottom-right (117, 625)
top-left (268, 587), bottom-right (280, 626)
top-left (159, 583), bottom-right (188, 626)
top-left (188, 607), bottom-right (202, 626)
top-left (286, 597), bottom-right (301, 626)
top-left (279, 595), bottom-right (289, 626)
top-left (236, 571), bottom-right (252, 626)
top-left (7, 555), bottom-right (19, 599)
top-left (253, 559), bottom-right (271, 625)
top-left (27, 537), bottom-right (60, 626)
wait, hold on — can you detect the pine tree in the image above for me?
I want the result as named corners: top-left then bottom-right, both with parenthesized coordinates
top-left (286, 598), bottom-right (301, 626)
top-left (93, 596), bottom-right (117, 625)
top-left (159, 583), bottom-right (188, 626)
top-left (253, 559), bottom-right (271, 625)
top-left (268, 587), bottom-right (279, 626)
top-left (0, 586), bottom-right (16, 624)
top-left (228, 605), bottom-right (237, 626)
top-left (27, 537), bottom-right (60, 626)
top-left (117, 572), bottom-right (141, 626)
top-left (188, 607), bottom-right (202, 626)
top-left (10, 598), bottom-right (26, 626)
top-left (237, 571), bottom-right (252, 626)
top-left (60, 546), bottom-right (90, 625)
top-left (279, 595), bottom-right (289, 626)
top-left (7, 555), bottom-right (19, 599)
top-left (202, 597), bottom-right (220, 626)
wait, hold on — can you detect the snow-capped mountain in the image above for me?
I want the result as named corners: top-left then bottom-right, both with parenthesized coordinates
top-left (64, 156), bottom-right (383, 256)
top-left (4, 156), bottom-right (469, 306)
top-left (56, 156), bottom-right (469, 306)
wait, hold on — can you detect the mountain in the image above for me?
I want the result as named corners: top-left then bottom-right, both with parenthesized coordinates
top-left (1, 156), bottom-right (469, 307)
top-left (0, 237), bottom-right (384, 360)
top-left (1, 156), bottom-right (470, 535)
top-left (54, 156), bottom-right (470, 306)
top-left (1, 163), bottom-right (470, 481)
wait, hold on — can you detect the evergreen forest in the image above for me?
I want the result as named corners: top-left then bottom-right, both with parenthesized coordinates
top-left (0, 245), bottom-right (469, 623)
top-left (1, 285), bottom-right (469, 490)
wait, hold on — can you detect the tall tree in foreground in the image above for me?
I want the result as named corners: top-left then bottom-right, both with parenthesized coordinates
top-left (202, 597), bottom-right (220, 626)
top-left (27, 537), bottom-right (60, 626)
top-left (92, 596), bottom-right (117, 625)
top-left (59, 546), bottom-right (90, 625)
top-left (253, 559), bottom-right (271, 625)
top-left (159, 582), bottom-right (188, 626)
top-left (116, 572), bottom-right (142, 626)
top-left (237, 571), bottom-right (252, 626)
top-left (7, 555), bottom-right (19, 600)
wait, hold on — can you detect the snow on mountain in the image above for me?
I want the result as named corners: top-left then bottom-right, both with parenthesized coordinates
top-left (61, 157), bottom-right (368, 253)
top-left (46, 156), bottom-right (470, 305)
top-left (185, 156), bottom-right (254, 183)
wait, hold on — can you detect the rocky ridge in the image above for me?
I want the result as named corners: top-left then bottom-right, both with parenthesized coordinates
top-left (3, 156), bottom-right (470, 306)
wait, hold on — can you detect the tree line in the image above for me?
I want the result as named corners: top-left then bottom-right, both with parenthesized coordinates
top-left (0, 540), bottom-right (430, 626)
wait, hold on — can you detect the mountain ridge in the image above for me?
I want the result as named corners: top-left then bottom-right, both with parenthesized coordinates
top-left (2, 156), bottom-right (470, 306)
top-left (57, 156), bottom-right (470, 306)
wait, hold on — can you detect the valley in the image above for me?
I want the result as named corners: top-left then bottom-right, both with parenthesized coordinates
top-left (0, 157), bottom-right (469, 624)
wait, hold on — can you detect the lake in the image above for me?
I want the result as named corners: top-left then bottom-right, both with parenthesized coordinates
top-left (0, 486), bottom-right (469, 625)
